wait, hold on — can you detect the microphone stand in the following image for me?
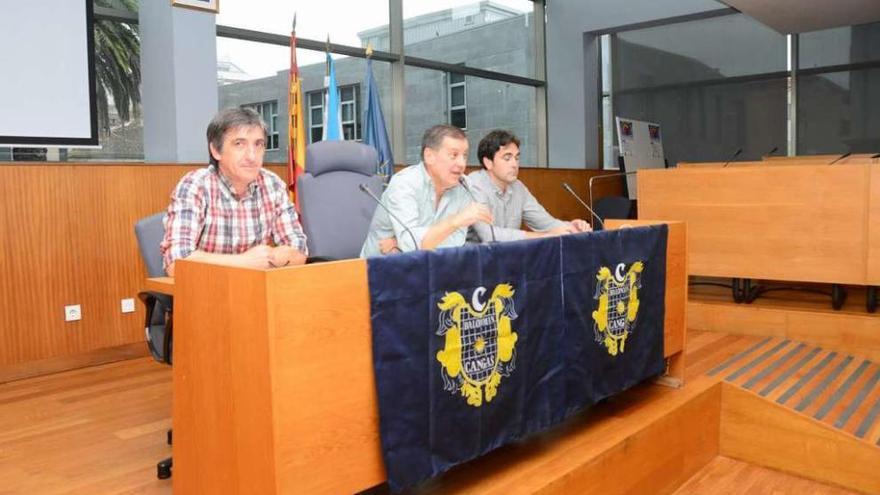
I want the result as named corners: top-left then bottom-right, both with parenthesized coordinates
top-left (358, 183), bottom-right (419, 251)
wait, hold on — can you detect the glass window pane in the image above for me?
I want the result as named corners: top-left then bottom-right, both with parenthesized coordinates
top-left (798, 68), bottom-right (880, 154)
top-left (61, 17), bottom-right (143, 162)
top-left (450, 72), bottom-right (465, 84)
top-left (218, 39), bottom-right (389, 161)
top-left (403, 0), bottom-right (536, 78)
top-left (799, 22), bottom-right (880, 69)
top-left (450, 85), bottom-right (465, 107)
top-left (311, 108), bottom-right (323, 125)
top-left (451, 109), bottom-right (467, 129)
top-left (217, 1), bottom-right (390, 62)
top-left (404, 66), bottom-right (536, 166)
top-left (340, 86), bottom-right (354, 101)
top-left (311, 128), bottom-right (323, 143)
top-left (614, 14), bottom-right (786, 91)
top-left (614, 79), bottom-right (787, 164)
top-left (342, 104), bottom-right (353, 121)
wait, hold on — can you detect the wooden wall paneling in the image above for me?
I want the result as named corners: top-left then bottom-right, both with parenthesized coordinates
top-left (637, 165), bottom-right (870, 284)
top-left (720, 383), bottom-right (880, 494)
top-left (0, 164), bottom-right (197, 370)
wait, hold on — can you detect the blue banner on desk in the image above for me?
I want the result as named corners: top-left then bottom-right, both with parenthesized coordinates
top-left (366, 225), bottom-right (668, 492)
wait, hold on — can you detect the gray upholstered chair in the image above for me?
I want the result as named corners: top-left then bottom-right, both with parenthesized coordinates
top-left (298, 140), bottom-right (384, 260)
top-left (134, 212), bottom-right (173, 479)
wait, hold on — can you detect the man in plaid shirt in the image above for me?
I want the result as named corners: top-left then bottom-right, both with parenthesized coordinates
top-left (160, 107), bottom-right (308, 276)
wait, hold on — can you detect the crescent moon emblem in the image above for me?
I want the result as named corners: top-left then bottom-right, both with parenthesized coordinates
top-left (472, 287), bottom-right (487, 312)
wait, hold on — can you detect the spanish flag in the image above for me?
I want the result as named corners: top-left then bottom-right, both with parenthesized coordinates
top-left (287, 14), bottom-right (306, 204)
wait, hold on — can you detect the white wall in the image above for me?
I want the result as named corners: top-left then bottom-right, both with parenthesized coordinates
top-left (545, 0), bottom-right (724, 168)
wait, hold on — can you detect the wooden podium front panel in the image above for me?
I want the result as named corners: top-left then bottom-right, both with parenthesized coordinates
top-left (171, 235), bottom-right (690, 493)
top-left (173, 261), bottom-right (279, 495)
top-left (266, 259), bottom-right (385, 494)
top-left (638, 165), bottom-right (870, 284)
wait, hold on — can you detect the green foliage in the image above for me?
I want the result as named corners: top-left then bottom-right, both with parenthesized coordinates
top-left (93, 0), bottom-right (140, 133)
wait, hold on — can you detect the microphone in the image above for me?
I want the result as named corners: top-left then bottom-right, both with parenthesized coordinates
top-left (722, 148), bottom-right (743, 167)
top-left (457, 176), bottom-right (496, 243)
top-left (561, 182), bottom-right (604, 230)
top-left (872, 152), bottom-right (880, 159)
top-left (765, 146), bottom-right (778, 157)
top-left (829, 152), bottom-right (851, 165)
top-left (358, 183), bottom-right (419, 252)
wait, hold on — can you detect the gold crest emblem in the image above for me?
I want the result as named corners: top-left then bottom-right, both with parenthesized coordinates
top-left (436, 284), bottom-right (518, 407)
top-left (591, 262), bottom-right (643, 356)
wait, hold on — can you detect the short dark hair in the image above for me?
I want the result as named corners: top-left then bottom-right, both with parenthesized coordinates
top-left (477, 130), bottom-right (521, 169)
top-left (420, 124), bottom-right (467, 161)
top-left (206, 107), bottom-right (268, 166)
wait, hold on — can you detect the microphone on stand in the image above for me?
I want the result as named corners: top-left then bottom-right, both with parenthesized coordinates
top-left (561, 182), bottom-right (604, 230)
top-left (722, 148), bottom-right (743, 167)
top-left (829, 152), bottom-right (851, 165)
top-left (765, 146), bottom-right (779, 157)
top-left (358, 183), bottom-right (419, 251)
top-left (457, 176), bottom-right (496, 243)
top-left (871, 152), bottom-right (880, 159)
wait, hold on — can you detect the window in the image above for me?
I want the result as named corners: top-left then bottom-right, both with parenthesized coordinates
top-left (448, 72), bottom-right (467, 130)
top-left (602, 13), bottom-right (788, 164)
top-left (307, 84), bottom-right (360, 143)
top-left (340, 85), bottom-right (360, 141)
top-left (308, 91), bottom-right (323, 144)
top-left (246, 101), bottom-right (279, 150)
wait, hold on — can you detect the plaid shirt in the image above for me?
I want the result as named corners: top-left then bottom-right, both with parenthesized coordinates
top-left (160, 165), bottom-right (308, 271)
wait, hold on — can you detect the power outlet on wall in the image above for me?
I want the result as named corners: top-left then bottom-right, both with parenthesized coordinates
top-left (64, 304), bottom-right (82, 322)
top-left (121, 298), bottom-right (136, 314)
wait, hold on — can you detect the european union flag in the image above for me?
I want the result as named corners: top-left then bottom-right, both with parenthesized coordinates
top-left (367, 226), bottom-right (667, 492)
top-left (363, 57), bottom-right (394, 182)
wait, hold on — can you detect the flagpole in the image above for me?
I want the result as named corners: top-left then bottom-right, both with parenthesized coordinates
top-left (287, 13), bottom-right (305, 204)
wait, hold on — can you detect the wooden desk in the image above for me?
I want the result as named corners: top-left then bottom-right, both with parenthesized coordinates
top-left (172, 229), bottom-right (688, 494)
top-left (144, 276), bottom-right (174, 295)
top-left (638, 164), bottom-right (874, 285)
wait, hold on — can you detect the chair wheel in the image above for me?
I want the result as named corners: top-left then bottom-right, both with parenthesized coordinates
top-left (832, 284), bottom-right (846, 311)
top-left (868, 286), bottom-right (878, 313)
top-left (157, 458), bottom-right (172, 479)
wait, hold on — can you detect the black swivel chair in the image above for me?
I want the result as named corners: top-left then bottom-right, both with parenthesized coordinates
top-left (593, 196), bottom-right (636, 230)
top-left (134, 212), bottom-right (173, 480)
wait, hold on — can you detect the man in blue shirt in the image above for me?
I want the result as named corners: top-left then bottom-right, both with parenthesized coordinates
top-left (361, 125), bottom-right (493, 257)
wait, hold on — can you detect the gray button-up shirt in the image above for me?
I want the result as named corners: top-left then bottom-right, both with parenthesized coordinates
top-left (360, 162), bottom-right (472, 257)
top-left (466, 169), bottom-right (566, 243)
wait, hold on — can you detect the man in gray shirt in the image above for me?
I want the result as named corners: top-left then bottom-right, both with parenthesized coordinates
top-left (361, 125), bottom-right (493, 257)
top-left (467, 130), bottom-right (591, 243)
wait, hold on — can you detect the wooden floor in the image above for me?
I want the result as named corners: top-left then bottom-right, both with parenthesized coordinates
top-left (673, 456), bottom-right (860, 495)
top-left (0, 358), bottom-right (172, 494)
top-left (0, 329), bottom-right (872, 494)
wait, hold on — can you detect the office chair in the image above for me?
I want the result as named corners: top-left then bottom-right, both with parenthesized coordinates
top-left (297, 140), bottom-right (384, 260)
top-left (593, 196), bottom-right (636, 230)
top-left (134, 212), bottom-right (173, 480)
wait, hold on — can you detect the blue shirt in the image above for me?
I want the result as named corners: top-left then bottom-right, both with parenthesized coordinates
top-left (360, 162), bottom-right (472, 257)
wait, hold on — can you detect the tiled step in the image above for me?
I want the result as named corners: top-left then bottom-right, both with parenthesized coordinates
top-left (707, 337), bottom-right (880, 445)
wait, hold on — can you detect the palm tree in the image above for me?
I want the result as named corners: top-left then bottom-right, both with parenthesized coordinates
top-left (93, 0), bottom-right (140, 135)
